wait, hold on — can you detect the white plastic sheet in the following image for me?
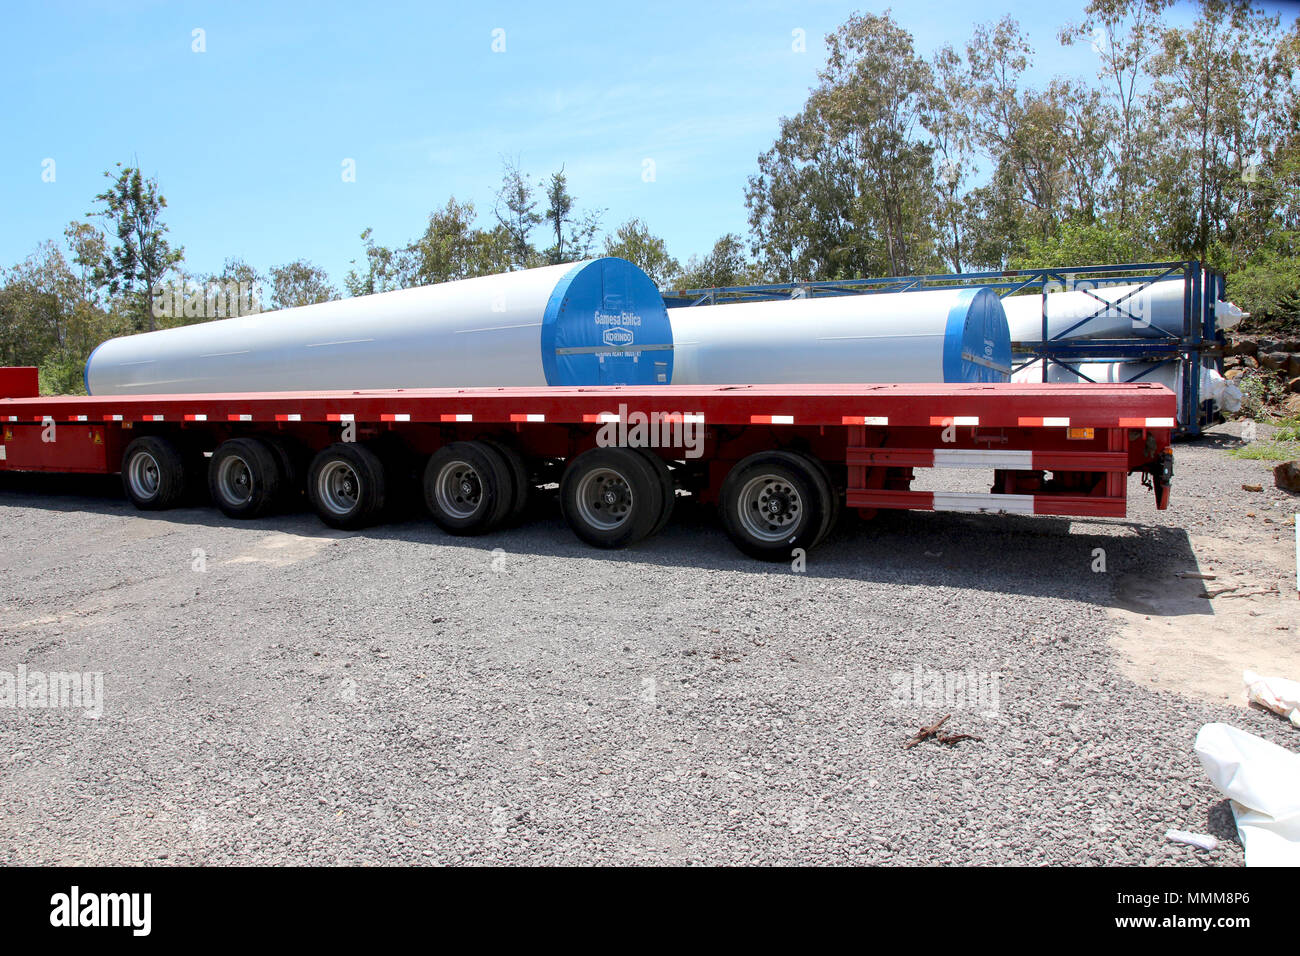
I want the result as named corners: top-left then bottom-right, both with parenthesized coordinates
top-left (1010, 361), bottom-right (1242, 420)
top-left (1194, 722), bottom-right (1300, 866)
top-left (1243, 670), bottom-right (1300, 728)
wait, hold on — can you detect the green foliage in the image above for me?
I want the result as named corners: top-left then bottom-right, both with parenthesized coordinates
top-left (1229, 440), bottom-right (1300, 460)
top-left (746, 11), bottom-right (940, 280)
top-left (1236, 368), bottom-right (1286, 420)
top-left (675, 235), bottom-right (760, 290)
top-left (88, 163), bottom-right (183, 332)
top-left (269, 259), bottom-right (337, 310)
top-left (1274, 417), bottom-right (1300, 442)
top-left (540, 167), bottom-right (602, 265)
top-left (1225, 250), bottom-right (1300, 331)
top-left (1009, 217), bottom-right (1150, 269)
top-left (603, 219), bottom-right (681, 288)
top-left (344, 228), bottom-right (415, 297)
top-left (407, 199), bottom-right (514, 285)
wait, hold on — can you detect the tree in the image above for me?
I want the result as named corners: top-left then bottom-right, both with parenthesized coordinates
top-left (269, 260), bottom-right (337, 310)
top-left (409, 198), bottom-right (514, 284)
top-left (1147, 0), bottom-right (1288, 262)
top-left (494, 158), bottom-right (543, 269)
top-left (344, 228), bottom-right (416, 297)
top-left (927, 44), bottom-right (976, 272)
top-left (746, 12), bottom-right (940, 281)
top-left (675, 234), bottom-right (755, 290)
top-left (540, 166), bottom-right (602, 265)
top-left (63, 221), bottom-right (106, 305)
top-left (88, 163), bottom-right (183, 332)
top-left (603, 218), bottom-right (681, 287)
top-left (1060, 0), bottom-right (1175, 228)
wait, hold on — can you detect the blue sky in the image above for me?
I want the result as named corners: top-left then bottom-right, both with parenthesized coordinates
top-left (1, 1), bottom-right (1293, 289)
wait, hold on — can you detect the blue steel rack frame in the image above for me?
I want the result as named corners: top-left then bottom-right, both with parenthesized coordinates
top-left (663, 261), bottom-right (1227, 436)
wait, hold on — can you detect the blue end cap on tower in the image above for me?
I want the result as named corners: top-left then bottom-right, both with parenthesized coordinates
top-left (942, 287), bottom-right (1012, 383)
top-left (540, 258), bottom-right (673, 386)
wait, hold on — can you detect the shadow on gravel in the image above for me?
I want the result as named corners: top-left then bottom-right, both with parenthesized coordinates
top-left (1182, 431), bottom-right (1248, 451)
top-left (0, 471), bottom-right (1202, 613)
top-left (1206, 799), bottom-right (1243, 847)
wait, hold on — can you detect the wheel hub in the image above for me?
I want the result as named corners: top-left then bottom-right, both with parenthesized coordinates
top-left (736, 474), bottom-right (804, 543)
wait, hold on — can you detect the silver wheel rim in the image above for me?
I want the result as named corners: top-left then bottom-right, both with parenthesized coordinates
top-left (574, 467), bottom-right (634, 531)
top-left (433, 459), bottom-right (484, 519)
top-left (127, 451), bottom-right (161, 500)
top-left (317, 460), bottom-right (361, 516)
top-left (216, 454), bottom-right (254, 507)
top-left (736, 474), bottom-right (802, 543)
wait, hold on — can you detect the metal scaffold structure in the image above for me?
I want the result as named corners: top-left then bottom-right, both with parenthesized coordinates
top-left (664, 261), bottom-right (1229, 436)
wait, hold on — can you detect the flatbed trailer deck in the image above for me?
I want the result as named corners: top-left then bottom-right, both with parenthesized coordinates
top-left (0, 366), bottom-right (1176, 560)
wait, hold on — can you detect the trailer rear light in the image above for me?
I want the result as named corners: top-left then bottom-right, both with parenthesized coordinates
top-left (1067, 427), bottom-right (1094, 440)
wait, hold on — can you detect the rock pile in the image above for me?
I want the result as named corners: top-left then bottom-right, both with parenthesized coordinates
top-left (1224, 337), bottom-right (1300, 414)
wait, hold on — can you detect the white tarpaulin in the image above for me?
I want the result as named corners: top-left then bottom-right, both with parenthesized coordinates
top-left (1195, 722), bottom-right (1300, 866)
top-left (1244, 670), bottom-right (1300, 728)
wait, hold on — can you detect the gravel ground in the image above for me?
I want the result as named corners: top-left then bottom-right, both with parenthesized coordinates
top-left (0, 425), bottom-right (1296, 866)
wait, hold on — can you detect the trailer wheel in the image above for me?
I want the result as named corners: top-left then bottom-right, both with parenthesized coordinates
top-left (423, 441), bottom-right (514, 535)
top-left (560, 447), bottom-right (661, 549)
top-left (632, 448), bottom-right (676, 537)
top-left (307, 443), bottom-right (387, 530)
top-left (121, 436), bottom-right (188, 511)
top-left (208, 438), bottom-right (283, 519)
top-left (805, 455), bottom-right (842, 544)
top-left (479, 438), bottom-right (531, 526)
top-left (261, 436), bottom-right (305, 507)
top-left (719, 451), bottom-right (833, 561)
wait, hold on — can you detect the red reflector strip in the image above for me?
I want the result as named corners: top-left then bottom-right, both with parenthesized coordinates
top-left (440, 413), bottom-right (472, 422)
top-left (381, 413), bottom-right (411, 422)
top-left (274, 414), bottom-right (301, 422)
top-left (751, 414), bottom-right (794, 425)
top-left (930, 416), bottom-right (979, 426)
top-left (68, 415), bottom-right (88, 422)
top-left (227, 414), bottom-right (252, 422)
top-left (841, 415), bottom-right (889, 426)
top-left (510, 413), bottom-right (545, 422)
top-left (103, 414), bottom-right (123, 422)
top-left (326, 413), bottom-right (354, 422)
top-left (583, 413), bottom-right (621, 423)
top-left (183, 414), bottom-right (207, 421)
top-left (143, 415), bottom-right (164, 422)
top-left (1018, 417), bottom-right (1070, 427)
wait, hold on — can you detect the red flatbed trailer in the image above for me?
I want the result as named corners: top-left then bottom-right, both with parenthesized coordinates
top-left (0, 365), bottom-right (1175, 560)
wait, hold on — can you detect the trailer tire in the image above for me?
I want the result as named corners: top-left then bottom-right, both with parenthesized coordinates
top-left (560, 447), bottom-right (661, 549)
top-left (799, 452), bottom-right (839, 547)
top-left (261, 436), bottom-right (305, 507)
top-left (121, 436), bottom-right (189, 511)
top-left (423, 441), bottom-right (515, 535)
top-left (632, 448), bottom-right (676, 538)
top-left (307, 443), bottom-right (388, 530)
top-left (208, 438), bottom-right (283, 519)
top-left (479, 438), bottom-right (530, 526)
top-left (719, 451), bottom-right (832, 561)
